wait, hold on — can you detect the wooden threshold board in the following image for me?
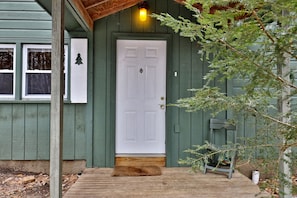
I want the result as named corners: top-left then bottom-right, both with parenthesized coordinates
top-left (115, 156), bottom-right (166, 167)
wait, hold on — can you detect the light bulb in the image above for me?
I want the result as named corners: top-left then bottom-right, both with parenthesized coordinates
top-left (139, 7), bottom-right (147, 22)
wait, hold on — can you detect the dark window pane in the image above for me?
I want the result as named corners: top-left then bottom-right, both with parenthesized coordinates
top-left (0, 48), bottom-right (14, 70)
top-left (27, 49), bottom-right (51, 70)
top-left (0, 73), bottom-right (13, 94)
top-left (26, 73), bottom-right (51, 94)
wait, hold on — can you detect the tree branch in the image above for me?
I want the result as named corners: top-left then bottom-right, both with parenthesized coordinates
top-left (252, 10), bottom-right (297, 60)
top-left (218, 39), bottom-right (297, 90)
top-left (252, 10), bottom-right (275, 43)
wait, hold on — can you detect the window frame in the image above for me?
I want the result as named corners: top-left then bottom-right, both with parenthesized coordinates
top-left (22, 44), bottom-right (68, 100)
top-left (0, 44), bottom-right (16, 99)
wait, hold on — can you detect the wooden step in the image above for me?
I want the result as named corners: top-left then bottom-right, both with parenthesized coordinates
top-left (115, 156), bottom-right (166, 167)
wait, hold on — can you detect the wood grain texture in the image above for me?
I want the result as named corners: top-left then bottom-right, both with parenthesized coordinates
top-left (112, 166), bottom-right (162, 176)
top-left (115, 157), bottom-right (166, 167)
top-left (64, 168), bottom-right (269, 198)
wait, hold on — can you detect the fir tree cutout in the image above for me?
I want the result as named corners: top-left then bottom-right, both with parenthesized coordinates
top-left (75, 53), bottom-right (83, 65)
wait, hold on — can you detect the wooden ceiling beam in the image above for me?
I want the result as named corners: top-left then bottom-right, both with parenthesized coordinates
top-left (89, 0), bottom-right (143, 21)
top-left (85, 0), bottom-right (109, 10)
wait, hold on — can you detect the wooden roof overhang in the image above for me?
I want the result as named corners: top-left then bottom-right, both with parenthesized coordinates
top-left (37, 0), bottom-right (187, 32)
top-left (37, 0), bottom-right (144, 32)
top-left (37, 0), bottom-right (246, 32)
top-left (69, 0), bottom-right (147, 31)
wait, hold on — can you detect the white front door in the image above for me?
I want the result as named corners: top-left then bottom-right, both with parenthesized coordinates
top-left (116, 40), bottom-right (166, 154)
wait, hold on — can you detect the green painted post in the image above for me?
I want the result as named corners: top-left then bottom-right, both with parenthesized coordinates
top-left (50, 0), bottom-right (64, 197)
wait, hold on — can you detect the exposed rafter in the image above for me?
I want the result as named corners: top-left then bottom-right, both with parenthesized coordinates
top-left (85, 0), bottom-right (109, 10)
top-left (87, 0), bottom-right (142, 21)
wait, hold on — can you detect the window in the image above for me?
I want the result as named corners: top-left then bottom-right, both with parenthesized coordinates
top-left (0, 45), bottom-right (15, 96)
top-left (0, 45), bottom-right (16, 99)
top-left (22, 45), bottom-right (68, 99)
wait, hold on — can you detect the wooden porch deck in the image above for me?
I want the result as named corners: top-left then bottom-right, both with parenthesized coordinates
top-left (64, 168), bottom-right (269, 198)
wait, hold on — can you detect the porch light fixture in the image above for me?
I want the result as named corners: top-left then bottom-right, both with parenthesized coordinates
top-left (138, 1), bottom-right (149, 22)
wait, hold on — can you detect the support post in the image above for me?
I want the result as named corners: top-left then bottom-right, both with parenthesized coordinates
top-left (278, 10), bottom-right (292, 196)
top-left (278, 51), bottom-right (292, 198)
top-left (50, 0), bottom-right (65, 197)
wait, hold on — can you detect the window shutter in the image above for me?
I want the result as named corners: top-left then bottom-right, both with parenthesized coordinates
top-left (70, 38), bottom-right (88, 103)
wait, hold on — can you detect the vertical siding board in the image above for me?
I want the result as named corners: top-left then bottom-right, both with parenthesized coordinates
top-left (24, 104), bottom-right (38, 160)
top-left (227, 76), bottom-right (236, 143)
top-left (119, 9), bottom-right (132, 32)
top-left (215, 63), bottom-right (228, 145)
top-left (179, 36), bottom-right (192, 160)
top-left (12, 104), bottom-right (25, 160)
top-left (143, 0), bottom-right (156, 33)
top-left (0, 104), bottom-right (12, 159)
top-left (232, 78), bottom-right (245, 142)
top-left (85, 31), bottom-right (94, 167)
top-left (75, 104), bottom-right (86, 159)
top-left (245, 117), bottom-right (256, 141)
top-left (201, 53), bottom-right (213, 144)
top-left (105, 14), bottom-right (119, 167)
top-left (63, 105), bottom-right (75, 159)
top-left (93, 19), bottom-right (108, 167)
top-left (190, 43), bottom-right (204, 146)
top-left (155, 0), bottom-right (168, 33)
top-left (37, 104), bottom-right (50, 159)
top-left (201, 57), bottom-right (211, 144)
top-left (176, 5), bottom-right (194, 161)
top-left (166, 2), bottom-right (181, 166)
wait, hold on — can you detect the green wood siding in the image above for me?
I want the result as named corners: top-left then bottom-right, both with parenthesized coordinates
top-left (92, 0), bottom-right (216, 167)
top-left (0, 104), bottom-right (86, 160)
top-left (231, 59), bottom-right (297, 145)
top-left (0, 0), bottom-right (69, 42)
top-left (0, 0), bottom-right (51, 40)
top-left (0, 1), bottom-right (86, 161)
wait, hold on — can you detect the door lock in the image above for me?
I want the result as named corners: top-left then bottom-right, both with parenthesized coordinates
top-left (159, 104), bottom-right (165, 109)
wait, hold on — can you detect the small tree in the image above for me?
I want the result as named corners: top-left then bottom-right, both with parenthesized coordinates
top-left (153, 0), bottom-right (297, 197)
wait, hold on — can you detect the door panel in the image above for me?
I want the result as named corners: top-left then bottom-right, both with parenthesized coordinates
top-left (116, 40), bottom-right (166, 154)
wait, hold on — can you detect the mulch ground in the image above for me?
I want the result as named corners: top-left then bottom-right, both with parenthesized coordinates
top-left (0, 168), bottom-right (78, 197)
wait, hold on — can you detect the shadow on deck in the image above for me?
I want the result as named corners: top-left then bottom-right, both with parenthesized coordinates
top-left (64, 167), bottom-right (269, 198)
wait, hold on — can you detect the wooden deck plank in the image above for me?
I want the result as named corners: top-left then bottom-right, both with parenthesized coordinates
top-left (64, 168), bottom-right (269, 198)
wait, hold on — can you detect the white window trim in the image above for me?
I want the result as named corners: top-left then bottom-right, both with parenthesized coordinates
top-left (0, 44), bottom-right (16, 99)
top-left (22, 44), bottom-right (68, 100)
